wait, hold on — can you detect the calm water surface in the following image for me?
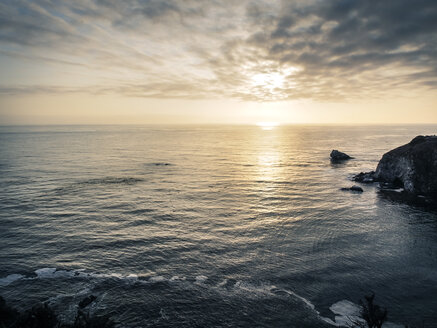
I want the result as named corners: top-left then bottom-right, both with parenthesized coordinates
top-left (1, 125), bottom-right (437, 327)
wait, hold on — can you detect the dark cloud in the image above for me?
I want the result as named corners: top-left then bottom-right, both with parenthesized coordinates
top-left (235, 0), bottom-right (437, 99)
top-left (0, 0), bottom-right (436, 101)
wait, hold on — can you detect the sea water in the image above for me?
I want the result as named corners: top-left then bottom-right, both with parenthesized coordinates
top-left (1, 125), bottom-right (437, 327)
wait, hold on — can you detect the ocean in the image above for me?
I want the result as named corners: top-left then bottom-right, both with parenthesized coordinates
top-left (0, 124), bottom-right (436, 327)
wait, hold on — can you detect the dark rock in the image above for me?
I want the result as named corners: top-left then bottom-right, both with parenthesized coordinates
top-left (377, 188), bottom-right (437, 210)
top-left (350, 185), bottom-right (364, 192)
top-left (374, 135), bottom-right (437, 195)
top-left (330, 150), bottom-right (353, 162)
top-left (153, 162), bottom-right (171, 166)
top-left (18, 303), bottom-right (58, 328)
top-left (78, 295), bottom-right (97, 309)
top-left (341, 185), bottom-right (364, 192)
top-left (0, 296), bottom-right (20, 327)
top-left (353, 171), bottom-right (377, 183)
top-left (0, 295), bottom-right (115, 328)
top-left (74, 310), bottom-right (115, 328)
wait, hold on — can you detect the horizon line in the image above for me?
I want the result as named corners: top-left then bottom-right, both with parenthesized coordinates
top-left (1, 122), bottom-right (437, 127)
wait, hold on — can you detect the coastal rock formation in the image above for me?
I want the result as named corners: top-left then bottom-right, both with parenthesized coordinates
top-left (353, 171), bottom-right (376, 183)
top-left (354, 135), bottom-right (437, 196)
top-left (375, 135), bottom-right (437, 194)
top-left (330, 150), bottom-right (353, 162)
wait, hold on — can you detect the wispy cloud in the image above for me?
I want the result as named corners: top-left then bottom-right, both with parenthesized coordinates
top-left (0, 0), bottom-right (436, 101)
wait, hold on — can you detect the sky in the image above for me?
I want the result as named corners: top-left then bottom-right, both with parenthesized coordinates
top-left (0, 0), bottom-right (436, 125)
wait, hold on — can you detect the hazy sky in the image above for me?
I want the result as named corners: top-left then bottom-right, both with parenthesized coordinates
top-left (0, 0), bottom-right (436, 124)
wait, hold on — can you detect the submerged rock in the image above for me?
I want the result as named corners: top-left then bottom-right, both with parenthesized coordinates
top-left (353, 171), bottom-right (376, 183)
top-left (330, 150), bottom-right (353, 162)
top-left (341, 185), bottom-right (364, 192)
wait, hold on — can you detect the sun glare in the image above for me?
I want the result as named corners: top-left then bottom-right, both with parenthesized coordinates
top-left (247, 66), bottom-right (301, 100)
top-left (251, 72), bottom-right (285, 90)
top-left (256, 121), bottom-right (280, 130)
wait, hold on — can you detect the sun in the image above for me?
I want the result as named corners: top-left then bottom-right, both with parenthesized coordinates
top-left (246, 65), bottom-right (301, 100)
top-left (256, 121), bottom-right (280, 130)
top-left (251, 72), bottom-right (285, 90)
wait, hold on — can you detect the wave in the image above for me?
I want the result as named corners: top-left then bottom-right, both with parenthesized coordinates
top-left (126, 208), bottom-right (155, 215)
top-left (148, 275), bottom-right (166, 283)
top-left (0, 268), bottom-right (140, 286)
top-left (7, 268), bottom-right (405, 327)
top-left (52, 177), bottom-right (145, 194)
top-left (78, 177), bottom-right (144, 185)
top-left (195, 275), bottom-right (208, 283)
top-left (0, 269), bottom-right (317, 312)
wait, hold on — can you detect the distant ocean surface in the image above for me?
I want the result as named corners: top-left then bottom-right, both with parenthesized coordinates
top-left (1, 125), bottom-right (437, 327)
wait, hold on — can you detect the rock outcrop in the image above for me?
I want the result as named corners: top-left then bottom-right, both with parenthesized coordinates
top-left (354, 135), bottom-right (437, 196)
top-left (375, 135), bottom-right (437, 194)
top-left (330, 150), bottom-right (353, 162)
top-left (341, 185), bottom-right (364, 192)
top-left (353, 171), bottom-right (376, 183)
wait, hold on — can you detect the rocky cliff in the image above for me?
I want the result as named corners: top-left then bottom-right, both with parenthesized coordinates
top-left (375, 135), bottom-right (437, 195)
top-left (354, 135), bottom-right (437, 197)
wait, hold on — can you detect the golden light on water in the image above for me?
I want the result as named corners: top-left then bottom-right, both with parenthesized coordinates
top-left (256, 122), bottom-right (280, 130)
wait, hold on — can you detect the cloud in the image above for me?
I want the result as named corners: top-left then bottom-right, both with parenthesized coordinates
top-left (0, 0), bottom-right (436, 101)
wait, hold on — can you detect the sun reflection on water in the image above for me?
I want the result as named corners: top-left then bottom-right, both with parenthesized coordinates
top-left (253, 126), bottom-right (285, 184)
top-left (256, 122), bottom-right (280, 130)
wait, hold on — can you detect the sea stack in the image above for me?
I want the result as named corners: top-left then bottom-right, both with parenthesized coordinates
top-left (330, 150), bottom-right (353, 162)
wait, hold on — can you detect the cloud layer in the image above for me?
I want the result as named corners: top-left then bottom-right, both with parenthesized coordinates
top-left (1, 0), bottom-right (436, 101)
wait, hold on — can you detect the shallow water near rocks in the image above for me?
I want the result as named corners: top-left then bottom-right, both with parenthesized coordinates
top-left (1, 124), bottom-right (437, 327)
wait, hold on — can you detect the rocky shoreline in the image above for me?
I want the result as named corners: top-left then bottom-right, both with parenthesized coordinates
top-left (350, 135), bottom-right (437, 206)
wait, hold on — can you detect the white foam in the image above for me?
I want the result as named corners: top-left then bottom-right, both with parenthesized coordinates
top-left (1, 268), bottom-right (184, 286)
top-left (327, 300), bottom-right (405, 328)
top-left (126, 274), bottom-right (138, 280)
top-left (195, 275), bottom-right (208, 283)
top-left (35, 268), bottom-right (119, 280)
top-left (169, 276), bottom-right (185, 282)
top-left (0, 273), bottom-right (25, 286)
top-left (226, 281), bottom-right (321, 323)
top-left (385, 188), bottom-right (404, 193)
top-left (87, 272), bottom-right (111, 279)
top-left (280, 288), bottom-right (316, 310)
top-left (320, 316), bottom-right (339, 326)
top-left (35, 268), bottom-right (81, 279)
top-left (329, 300), bottom-right (364, 327)
top-left (149, 276), bottom-right (166, 283)
top-left (330, 299), bottom-right (361, 317)
top-left (231, 282), bottom-right (326, 325)
top-left (217, 279), bottom-right (228, 287)
top-left (233, 281), bottom-right (277, 297)
top-left (1, 268), bottom-right (148, 286)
